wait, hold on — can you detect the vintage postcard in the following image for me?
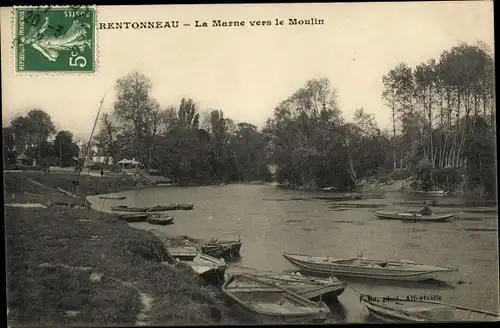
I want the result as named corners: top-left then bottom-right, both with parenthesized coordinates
top-left (2, 2), bottom-right (497, 326)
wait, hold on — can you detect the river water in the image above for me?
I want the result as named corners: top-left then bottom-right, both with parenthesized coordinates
top-left (88, 184), bottom-right (499, 323)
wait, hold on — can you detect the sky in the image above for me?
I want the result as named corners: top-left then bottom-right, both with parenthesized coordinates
top-left (1, 2), bottom-right (494, 140)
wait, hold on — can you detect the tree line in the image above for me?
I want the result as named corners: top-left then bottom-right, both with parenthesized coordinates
top-left (3, 42), bottom-right (495, 198)
top-left (4, 109), bottom-right (80, 168)
top-left (382, 41), bottom-right (495, 197)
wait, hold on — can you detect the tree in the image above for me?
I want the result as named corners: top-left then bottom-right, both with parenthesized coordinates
top-left (230, 123), bottom-right (271, 181)
top-left (94, 112), bottom-right (121, 165)
top-left (9, 109), bottom-right (56, 163)
top-left (381, 41), bottom-right (496, 198)
top-left (177, 98), bottom-right (200, 130)
top-left (54, 130), bottom-right (79, 167)
top-left (3, 128), bottom-right (17, 164)
top-left (113, 71), bottom-right (160, 168)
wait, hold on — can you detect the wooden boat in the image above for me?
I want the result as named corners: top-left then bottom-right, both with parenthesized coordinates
top-left (167, 247), bottom-right (226, 279)
top-left (167, 246), bottom-right (199, 261)
top-left (363, 298), bottom-right (500, 322)
top-left (147, 204), bottom-right (178, 212)
top-left (178, 203), bottom-right (194, 210)
top-left (111, 205), bottom-right (150, 212)
top-left (100, 195), bottom-right (127, 200)
top-left (181, 253), bottom-right (227, 279)
top-left (282, 253), bottom-right (457, 282)
top-left (374, 211), bottom-right (454, 222)
top-left (409, 190), bottom-right (446, 196)
top-left (200, 244), bottom-right (232, 258)
top-left (116, 213), bottom-right (149, 222)
top-left (222, 273), bottom-right (331, 324)
top-left (328, 194), bottom-right (362, 201)
top-left (146, 214), bottom-right (174, 225)
top-left (203, 237), bottom-right (243, 257)
top-left (319, 186), bottom-right (341, 192)
top-left (248, 271), bottom-right (346, 300)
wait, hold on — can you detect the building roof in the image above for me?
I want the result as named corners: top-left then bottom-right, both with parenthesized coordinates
top-left (16, 152), bottom-right (28, 160)
top-left (117, 158), bottom-right (140, 165)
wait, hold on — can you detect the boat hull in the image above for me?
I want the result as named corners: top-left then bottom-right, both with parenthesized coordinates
top-left (177, 252), bottom-right (227, 282)
top-left (201, 245), bottom-right (232, 258)
top-left (148, 205), bottom-right (178, 212)
top-left (282, 253), bottom-right (456, 282)
top-left (364, 299), bottom-right (500, 322)
top-left (227, 242), bottom-right (242, 255)
top-left (111, 206), bottom-right (149, 212)
top-left (251, 274), bottom-right (346, 300)
top-left (203, 240), bottom-right (242, 258)
top-left (230, 303), bottom-right (329, 324)
top-left (409, 190), bottom-right (446, 195)
top-left (178, 204), bottom-right (194, 210)
top-left (364, 302), bottom-right (415, 322)
top-left (100, 196), bottom-right (126, 200)
top-left (146, 217), bottom-right (174, 225)
top-left (374, 212), bottom-right (454, 222)
top-left (117, 213), bottom-right (149, 222)
top-left (222, 274), bottom-right (330, 324)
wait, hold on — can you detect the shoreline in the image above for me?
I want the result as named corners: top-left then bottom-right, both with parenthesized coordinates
top-left (5, 171), bottom-right (234, 326)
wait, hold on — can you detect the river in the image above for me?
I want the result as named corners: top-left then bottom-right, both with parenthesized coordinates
top-left (87, 183), bottom-right (499, 323)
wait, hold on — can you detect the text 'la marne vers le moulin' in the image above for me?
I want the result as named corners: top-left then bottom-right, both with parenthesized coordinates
top-left (97, 18), bottom-right (324, 30)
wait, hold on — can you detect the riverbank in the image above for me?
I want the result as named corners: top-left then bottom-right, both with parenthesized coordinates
top-left (5, 171), bottom-right (235, 326)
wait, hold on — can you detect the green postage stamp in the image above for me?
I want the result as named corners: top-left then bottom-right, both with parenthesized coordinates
top-left (14, 6), bottom-right (96, 73)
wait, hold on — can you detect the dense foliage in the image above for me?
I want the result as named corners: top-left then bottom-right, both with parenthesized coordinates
top-left (4, 109), bottom-right (80, 167)
top-left (4, 42), bottom-right (496, 198)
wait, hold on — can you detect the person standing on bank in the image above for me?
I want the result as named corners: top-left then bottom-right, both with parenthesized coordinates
top-left (100, 168), bottom-right (104, 178)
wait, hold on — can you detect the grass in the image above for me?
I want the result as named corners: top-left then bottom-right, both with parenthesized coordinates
top-left (5, 170), bottom-right (141, 196)
top-left (5, 171), bottom-right (235, 326)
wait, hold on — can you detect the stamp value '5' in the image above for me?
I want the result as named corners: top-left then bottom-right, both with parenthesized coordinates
top-left (15, 6), bottom-right (96, 73)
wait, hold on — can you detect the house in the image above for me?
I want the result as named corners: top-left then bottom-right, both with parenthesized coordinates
top-left (91, 155), bottom-right (113, 165)
top-left (117, 158), bottom-right (140, 170)
top-left (16, 152), bottom-right (30, 166)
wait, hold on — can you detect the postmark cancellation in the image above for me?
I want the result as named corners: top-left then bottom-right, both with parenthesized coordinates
top-left (13, 5), bottom-right (97, 73)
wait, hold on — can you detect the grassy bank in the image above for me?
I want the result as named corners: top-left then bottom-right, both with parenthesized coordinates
top-left (5, 170), bottom-right (142, 196)
top-left (5, 171), bottom-right (235, 326)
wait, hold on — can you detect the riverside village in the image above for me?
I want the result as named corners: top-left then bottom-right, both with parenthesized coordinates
top-left (3, 7), bottom-right (499, 327)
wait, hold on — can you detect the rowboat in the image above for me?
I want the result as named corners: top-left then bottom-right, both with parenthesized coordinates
top-left (222, 273), bottom-right (331, 324)
top-left (363, 298), bottom-right (500, 322)
top-left (203, 237), bottom-right (243, 257)
top-left (200, 244), bottom-right (232, 258)
top-left (146, 214), bottom-right (174, 225)
top-left (167, 246), bottom-right (199, 261)
top-left (183, 253), bottom-right (227, 279)
top-left (409, 190), bottom-right (446, 196)
top-left (100, 195), bottom-right (127, 200)
top-left (374, 211), bottom-right (454, 222)
top-left (111, 205), bottom-right (150, 212)
top-left (147, 204), bottom-right (178, 212)
top-left (319, 186), bottom-right (340, 192)
top-left (116, 213), bottom-right (149, 222)
top-left (282, 253), bottom-right (457, 282)
top-left (168, 247), bottom-right (227, 279)
top-left (247, 271), bottom-right (346, 300)
top-left (178, 203), bottom-right (194, 210)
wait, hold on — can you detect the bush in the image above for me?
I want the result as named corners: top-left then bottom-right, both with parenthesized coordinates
top-left (5, 163), bottom-right (18, 170)
top-left (147, 170), bottom-right (166, 177)
top-left (17, 166), bottom-right (45, 171)
top-left (389, 168), bottom-right (411, 181)
top-left (88, 163), bottom-right (119, 171)
top-left (377, 176), bottom-right (389, 183)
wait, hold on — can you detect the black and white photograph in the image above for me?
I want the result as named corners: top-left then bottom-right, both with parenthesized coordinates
top-left (2, 2), bottom-right (498, 326)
